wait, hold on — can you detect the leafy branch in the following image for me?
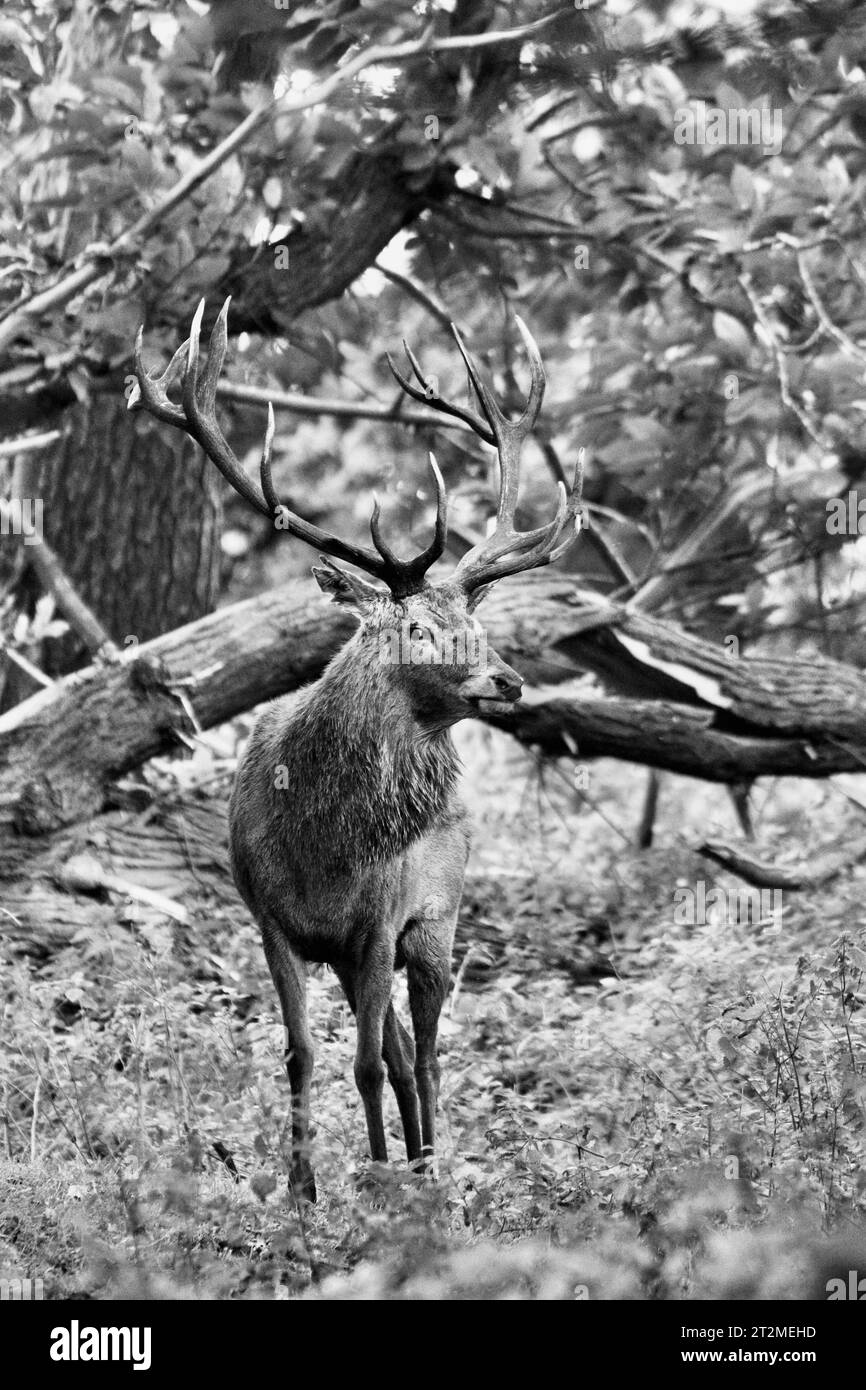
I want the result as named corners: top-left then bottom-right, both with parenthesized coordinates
top-left (0, 8), bottom-right (571, 359)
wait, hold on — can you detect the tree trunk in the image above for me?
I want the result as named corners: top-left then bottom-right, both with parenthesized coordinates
top-left (2, 575), bottom-right (865, 836)
top-left (28, 394), bottom-right (222, 658)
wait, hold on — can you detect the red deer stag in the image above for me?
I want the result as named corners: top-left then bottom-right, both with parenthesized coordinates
top-left (129, 301), bottom-right (582, 1201)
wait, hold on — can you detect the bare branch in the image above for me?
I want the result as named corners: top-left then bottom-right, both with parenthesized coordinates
top-left (794, 247), bottom-right (866, 366)
top-left (27, 539), bottom-right (116, 658)
top-left (214, 378), bottom-right (471, 431)
top-left (0, 430), bottom-right (62, 459)
top-left (373, 264), bottom-right (454, 332)
top-left (699, 836), bottom-right (866, 890)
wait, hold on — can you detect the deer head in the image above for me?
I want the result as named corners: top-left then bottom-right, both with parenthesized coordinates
top-left (128, 301), bottom-right (583, 723)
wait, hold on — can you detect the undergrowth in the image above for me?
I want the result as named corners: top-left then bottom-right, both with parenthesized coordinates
top-left (1, 728), bottom-right (865, 1299)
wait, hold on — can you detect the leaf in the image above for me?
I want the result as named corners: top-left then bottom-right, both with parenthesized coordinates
top-left (733, 1003), bottom-right (765, 1022)
top-left (262, 176), bottom-right (282, 210)
top-left (712, 311), bottom-right (752, 359)
top-left (621, 416), bottom-right (671, 448)
top-left (730, 163), bottom-right (755, 211)
top-left (250, 1171), bottom-right (278, 1202)
top-left (692, 226), bottom-right (746, 254)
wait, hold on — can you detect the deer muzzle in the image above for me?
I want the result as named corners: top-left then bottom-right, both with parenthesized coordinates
top-left (459, 662), bottom-right (524, 714)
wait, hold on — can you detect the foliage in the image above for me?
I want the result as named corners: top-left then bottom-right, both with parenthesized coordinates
top-left (1, 735), bottom-right (865, 1299)
top-left (2, 0), bottom-right (866, 1301)
top-left (2, 0), bottom-right (866, 652)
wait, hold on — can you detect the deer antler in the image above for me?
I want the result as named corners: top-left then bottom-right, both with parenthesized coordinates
top-left (388, 318), bottom-right (583, 604)
top-left (129, 299), bottom-right (447, 599)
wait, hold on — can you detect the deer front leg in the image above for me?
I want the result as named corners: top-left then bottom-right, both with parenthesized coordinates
top-left (353, 942), bottom-right (394, 1163)
top-left (262, 928), bottom-right (316, 1203)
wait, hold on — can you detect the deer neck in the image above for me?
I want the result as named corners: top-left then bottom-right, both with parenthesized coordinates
top-left (282, 636), bottom-right (460, 867)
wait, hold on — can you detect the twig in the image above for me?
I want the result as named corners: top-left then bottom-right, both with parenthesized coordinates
top-left (374, 264), bottom-right (454, 332)
top-left (56, 851), bottom-right (189, 924)
top-left (0, 430), bottom-right (62, 458)
top-left (0, 643), bottom-right (53, 687)
top-left (794, 246), bottom-right (866, 366)
top-left (30, 1073), bottom-right (41, 1162)
top-left (448, 944), bottom-right (476, 1017)
top-left (1, 1081), bottom-right (12, 1159)
top-left (216, 378), bottom-right (469, 430)
top-left (27, 537), bottom-right (117, 658)
top-left (737, 272), bottom-right (831, 449)
top-left (25, 1056), bottom-right (90, 1160)
top-left (0, 11), bottom-right (569, 357)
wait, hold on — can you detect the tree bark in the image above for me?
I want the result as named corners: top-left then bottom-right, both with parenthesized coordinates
top-left (1, 574), bottom-right (864, 836)
top-left (216, 150), bottom-right (430, 337)
top-left (24, 394), bottom-right (222, 658)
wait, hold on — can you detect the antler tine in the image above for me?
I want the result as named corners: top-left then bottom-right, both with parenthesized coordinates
top-left (369, 492), bottom-right (399, 569)
top-left (404, 451), bottom-right (448, 578)
top-left (386, 347), bottom-right (494, 443)
top-left (403, 340), bottom-right (434, 391)
top-left (368, 452), bottom-right (447, 596)
top-left (200, 298), bottom-right (230, 416)
top-left (512, 316), bottom-right (546, 430)
top-left (450, 320), bottom-right (545, 530)
top-left (129, 328), bottom-right (190, 427)
top-left (554, 444), bottom-right (585, 551)
top-left (191, 300), bottom-right (287, 525)
top-left (130, 300), bottom-right (452, 597)
top-left (449, 324), bottom-right (501, 431)
top-left (258, 402), bottom-right (278, 512)
top-left (448, 326), bottom-right (584, 601)
top-left (463, 483), bottom-right (571, 590)
top-left (386, 317), bottom-right (579, 601)
top-left (173, 299), bottom-right (271, 517)
top-left (490, 449), bottom-right (584, 579)
top-left (420, 451), bottom-right (448, 561)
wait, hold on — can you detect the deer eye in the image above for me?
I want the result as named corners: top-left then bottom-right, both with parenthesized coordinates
top-left (409, 622), bottom-right (434, 642)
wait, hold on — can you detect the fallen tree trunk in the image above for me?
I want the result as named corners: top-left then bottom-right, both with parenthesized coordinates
top-left (1, 574), bottom-right (865, 836)
top-left (488, 691), bottom-right (866, 781)
top-left (0, 800), bottom-right (234, 956)
top-left (0, 584), bottom-right (356, 833)
top-left (697, 836), bottom-right (866, 889)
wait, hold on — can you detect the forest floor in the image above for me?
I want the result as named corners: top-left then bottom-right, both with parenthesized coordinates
top-left (2, 719), bottom-right (865, 1300)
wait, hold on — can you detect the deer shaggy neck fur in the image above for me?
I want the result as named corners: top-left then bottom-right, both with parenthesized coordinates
top-left (237, 626), bottom-right (462, 876)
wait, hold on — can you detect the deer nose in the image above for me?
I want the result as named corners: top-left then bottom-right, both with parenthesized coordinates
top-left (491, 672), bottom-right (523, 702)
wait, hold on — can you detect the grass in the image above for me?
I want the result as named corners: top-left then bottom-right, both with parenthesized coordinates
top-left (1, 724), bottom-right (865, 1299)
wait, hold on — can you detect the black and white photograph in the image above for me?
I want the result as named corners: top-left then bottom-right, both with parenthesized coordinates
top-left (1, 0), bottom-right (866, 1339)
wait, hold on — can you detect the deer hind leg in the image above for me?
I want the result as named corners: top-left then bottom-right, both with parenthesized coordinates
top-left (405, 926), bottom-right (455, 1166)
top-left (350, 940), bottom-right (397, 1164)
top-left (261, 927), bottom-right (316, 1203)
top-left (383, 1006), bottom-right (422, 1166)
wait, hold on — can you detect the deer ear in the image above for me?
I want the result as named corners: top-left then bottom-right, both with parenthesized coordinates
top-left (312, 557), bottom-right (381, 612)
